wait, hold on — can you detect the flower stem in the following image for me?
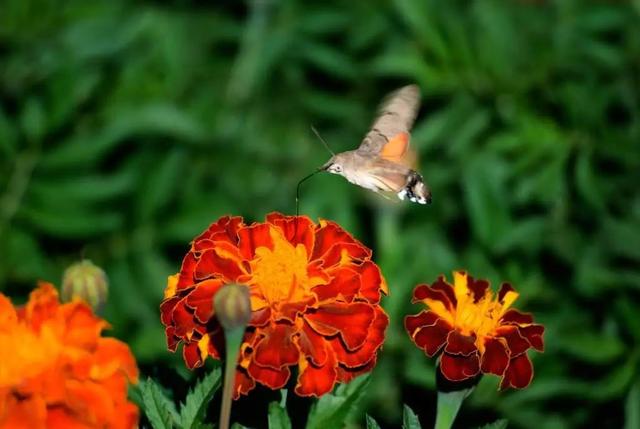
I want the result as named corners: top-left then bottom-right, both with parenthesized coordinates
top-left (219, 327), bottom-right (244, 429)
top-left (434, 389), bottom-right (470, 429)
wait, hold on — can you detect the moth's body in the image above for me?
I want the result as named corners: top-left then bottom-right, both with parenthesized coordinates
top-left (322, 85), bottom-right (431, 204)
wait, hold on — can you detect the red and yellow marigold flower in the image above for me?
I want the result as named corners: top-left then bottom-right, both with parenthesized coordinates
top-left (160, 213), bottom-right (389, 398)
top-left (405, 271), bottom-right (544, 389)
top-left (0, 283), bottom-right (139, 429)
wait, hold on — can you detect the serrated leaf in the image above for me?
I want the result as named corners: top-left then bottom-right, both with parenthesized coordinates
top-left (365, 415), bottom-right (382, 429)
top-left (402, 405), bottom-right (421, 429)
top-left (306, 375), bottom-right (370, 429)
top-left (268, 401), bottom-right (292, 429)
top-left (476, 419), bottom-right (508, 429)
top-left (139, 378), bottom-right (179, 429)
top-left (180, 368), bottom-right (223, 429)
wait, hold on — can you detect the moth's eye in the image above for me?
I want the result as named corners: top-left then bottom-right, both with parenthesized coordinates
top-left (333, 165), bottom-right (342, 173)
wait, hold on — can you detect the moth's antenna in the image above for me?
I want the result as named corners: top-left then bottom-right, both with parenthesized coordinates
top-left (296, 168), bottom-right (322, 217)
top-left (311, 126), bottom-right (335, 156)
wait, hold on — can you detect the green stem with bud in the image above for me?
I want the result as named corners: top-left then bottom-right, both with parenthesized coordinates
top-left (219, 327), bottom-right (244, 429)
top-left (434, 389), bottom-right (471, 429)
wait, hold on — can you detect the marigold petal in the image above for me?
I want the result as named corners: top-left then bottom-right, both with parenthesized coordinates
top-left (0, 294), bottom-right (17, 328)
top-left (305, 302), bottom-right (375, 351)
top-left (444, 331), bottom-right (477, 356)
top-left (467, 275), bottom-right (489, 302)
top-left (404, 310), bottom-right (439, 334)
top-left (176, 252), bottom-right (198, 289)
top-left (92, 338), bottom-right (139, 382)
top-left (160, 293), bottom-right (184, 326)
top-left (480, 337), bottom-right (509, 376)
top-left (412, 284), bottom-right (454, 321)
top-left (331, 307), bottom-right (388, 368)
top-left (440, 352), bottom-right (480, 382)
top-left (233, 368), bottom-right (256, 399)
top-left (500, 309), bottom-right (533, 325)
top-left (295, 349), bottom-right (338, 397)
top-left (312, 221), bottom-right (359, 260)
top-left (266, 212), bottom-right (315, 256)
top-left (165, 326), bottom-right (179, 352)
top-left (430, 276), bottom-right (457, 307)
top-left (195, 248), bottom-right (245, 282)
top-left (299, 321), bottom-right (329, 366)
top-left (25, 282), bottom-right (60, 329)
top-left (276, 297), bottom-right (316, 323)
top-left (519, 325), bottom-right (545, 352)
top-left (112, 402), bottom-right (139, 429)
top-left (312, 267), bottom-right (360, 302)
top-left (183, 341), bottom-right (205, 369)
top-left (164, 274), bottom-right (179, 299)
top-left (322, 243), bottom-right (370, 268)
top-left (500, 353), bottom-right (534, 389)
top-left (62, 303), bottom-right (108, 349)
top-left (185, 279), bottom-right (225, 323)
top-left (410, 317), bottom-right (452, 357)
top-left (1, 394), bottom-right (47, 429)
top-left (247, 360), bottom-right (290, 390)
top-left (495, 325), bottom-right (531, 356)
top-left (498, 282), bottom-right (517, 303)
top-left (358, 261), bottom-right (386, 302)
top-left (238, 223), bottom-right (273, 260)
top-left (335, 357), bottom-right (377, 384)
top-left (249, 307), bottom-right (271, 327)
top-left (254, 324), bottom-right (299, 369)
top-left (65, 379), bottom-right (116, 425)
top-left (195, 215), bottom-right (243, 245)
top-left (171, 299), bottom-right (197, 338)
top-left (46, 407), bottom-right (91, 429)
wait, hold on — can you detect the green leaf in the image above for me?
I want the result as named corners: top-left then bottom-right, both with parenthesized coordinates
top-left (476, 419), bottom-right (508, 429)
top-left (402, 404), bottom-right (422, 429)
top-left (139, 378), bottom-right (179, 429)
top-left (18, 204), bottom-right (123, 238)
top-left (136, 148), bottom-right (187, 221)
top-left (306, 374), bottom-right (370, 429)
top-left (268, 400), bottom-right (292, 429)
top-left (559, 331), bottom-right (626, 364)
top-left (180, 368), bottom-right (223, 429)
top-left (365, 415), bottom-right (382, 429)
top-left (625, 382), bottom-right (640, 429)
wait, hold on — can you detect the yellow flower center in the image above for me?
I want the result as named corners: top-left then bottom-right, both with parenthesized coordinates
top-left (248, 226), bottom-right (324, 310)
top-left (427, 272), bottom-right (518, 352)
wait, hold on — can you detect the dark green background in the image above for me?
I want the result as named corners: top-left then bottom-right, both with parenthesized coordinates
top-left (1, 0), bottom-right (639, 428)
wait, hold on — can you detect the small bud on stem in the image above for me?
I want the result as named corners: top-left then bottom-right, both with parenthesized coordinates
top-left (62, 260), bottom-right (108, 313)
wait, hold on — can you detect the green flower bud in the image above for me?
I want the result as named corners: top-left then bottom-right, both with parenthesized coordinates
top-left (62, 260), bottom-right (108, 312)
top-left (213, 284), bottom-right (251, 331)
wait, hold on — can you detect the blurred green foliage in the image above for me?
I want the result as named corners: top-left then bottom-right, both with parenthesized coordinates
top-left (1, 0), bottom-right (639, 428)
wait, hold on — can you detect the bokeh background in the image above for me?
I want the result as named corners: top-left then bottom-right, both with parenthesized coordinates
top-left (1, 0), bottom-right (640, 428)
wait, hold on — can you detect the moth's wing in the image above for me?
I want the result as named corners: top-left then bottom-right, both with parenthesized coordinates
top-left (368, 159), bottom-right (412, 193)
top-left (357, 85), bottom-right (421, 166)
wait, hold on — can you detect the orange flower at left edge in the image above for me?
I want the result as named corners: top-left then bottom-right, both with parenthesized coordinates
top-left (0, 283), bottom-right (139, 429)
top-left (161, 213), bottom-right (390, 398)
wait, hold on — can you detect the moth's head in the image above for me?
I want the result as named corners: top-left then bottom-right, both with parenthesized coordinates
top-left (321, 154), bottom-right (347, 175)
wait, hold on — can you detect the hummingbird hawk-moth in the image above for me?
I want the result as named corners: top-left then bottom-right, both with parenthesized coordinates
top-left (321, 84), bottom-right (431, 204)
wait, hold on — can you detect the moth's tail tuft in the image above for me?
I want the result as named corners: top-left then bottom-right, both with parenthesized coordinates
top-left (397, 171), bottom-right (431, 204)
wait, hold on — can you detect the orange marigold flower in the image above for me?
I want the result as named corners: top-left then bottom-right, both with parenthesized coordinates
top-left (160, 213), bottom-right (389, 398)
top-left (0, 283), bottom-right (139, 429)
top-left (404, 271), bottom-right (544, 389)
